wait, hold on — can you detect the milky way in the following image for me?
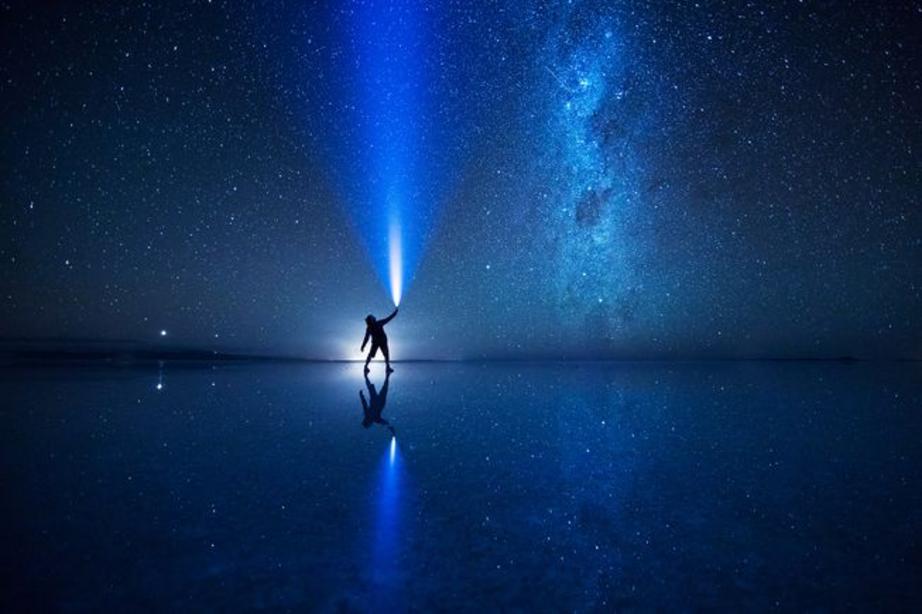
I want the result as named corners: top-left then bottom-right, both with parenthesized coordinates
top-left (1, 1), bottom-right (919, 359)
top-left (540, 9), bottom-right (651, 340)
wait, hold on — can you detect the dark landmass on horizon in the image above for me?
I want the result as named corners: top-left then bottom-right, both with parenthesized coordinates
top-left (1, 338), bottom-right (918, 366)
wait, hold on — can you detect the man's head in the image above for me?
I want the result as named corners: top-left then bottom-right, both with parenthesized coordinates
top-left (365, 314), bottom-right (376, 325)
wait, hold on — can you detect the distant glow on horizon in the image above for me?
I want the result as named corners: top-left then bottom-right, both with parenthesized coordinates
top-left (334, 331), bottom-right (404, 364)
top-left (389, 219), bottom-right (403, 306)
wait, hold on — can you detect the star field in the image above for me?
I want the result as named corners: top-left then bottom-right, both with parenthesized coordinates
top-left (1, 1), bottom-right (919, 359)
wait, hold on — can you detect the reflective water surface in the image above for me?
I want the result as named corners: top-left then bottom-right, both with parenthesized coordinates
top-left (1, 362), bottom-right (920, 611)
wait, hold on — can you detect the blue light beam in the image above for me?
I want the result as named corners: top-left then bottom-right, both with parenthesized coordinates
top-left (355, 0), bottom-right (424, 306)
top-left (320, 0), bottom-right (458, 307)
top-left (389, 217), bottom-right (402, 306)
top-left (371, 435), bottom-right (403, 605)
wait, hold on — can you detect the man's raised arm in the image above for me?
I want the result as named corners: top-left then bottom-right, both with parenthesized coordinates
top-left (379, 308), bottom-right (399, 325)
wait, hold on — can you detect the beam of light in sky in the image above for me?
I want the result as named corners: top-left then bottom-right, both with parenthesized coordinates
top-left (389, 217), bottom-right (403, 306)
top-left (353, 0), bottom-right (424, 306)
top-left (317, 0), bottom-right (459, 309)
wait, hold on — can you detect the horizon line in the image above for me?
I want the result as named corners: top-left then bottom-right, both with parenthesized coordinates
top-left (0, 337), bottom-right (918, 364)
top-left (1, 352), bottom-right (919, 366)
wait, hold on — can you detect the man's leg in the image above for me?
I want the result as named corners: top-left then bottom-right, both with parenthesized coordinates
top-left (365, 343), bottom-right (378, 372)
top-left (382, 342), bottom-right (393, 372)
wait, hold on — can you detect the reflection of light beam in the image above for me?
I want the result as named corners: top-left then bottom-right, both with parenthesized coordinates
top-left (389, 218), bottom-right (402, 306)
top-left (371, 435), bottom-right (403, 605)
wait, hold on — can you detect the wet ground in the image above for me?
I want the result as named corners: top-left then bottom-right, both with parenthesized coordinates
top-left (1, 361), bottom-right (920, 611)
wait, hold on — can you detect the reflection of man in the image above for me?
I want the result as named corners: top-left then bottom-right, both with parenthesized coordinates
top-left (360, 371), bottom-right (395, 435)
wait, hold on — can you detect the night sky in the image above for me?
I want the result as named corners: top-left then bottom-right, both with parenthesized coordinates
top-left (1, 1), bottom-right (919, 360)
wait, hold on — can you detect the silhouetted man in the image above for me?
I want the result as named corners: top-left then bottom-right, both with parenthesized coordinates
top-left (360, 371), bottom-right (395, 435)
top-left (361, 307), bottom-right (398, 373)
